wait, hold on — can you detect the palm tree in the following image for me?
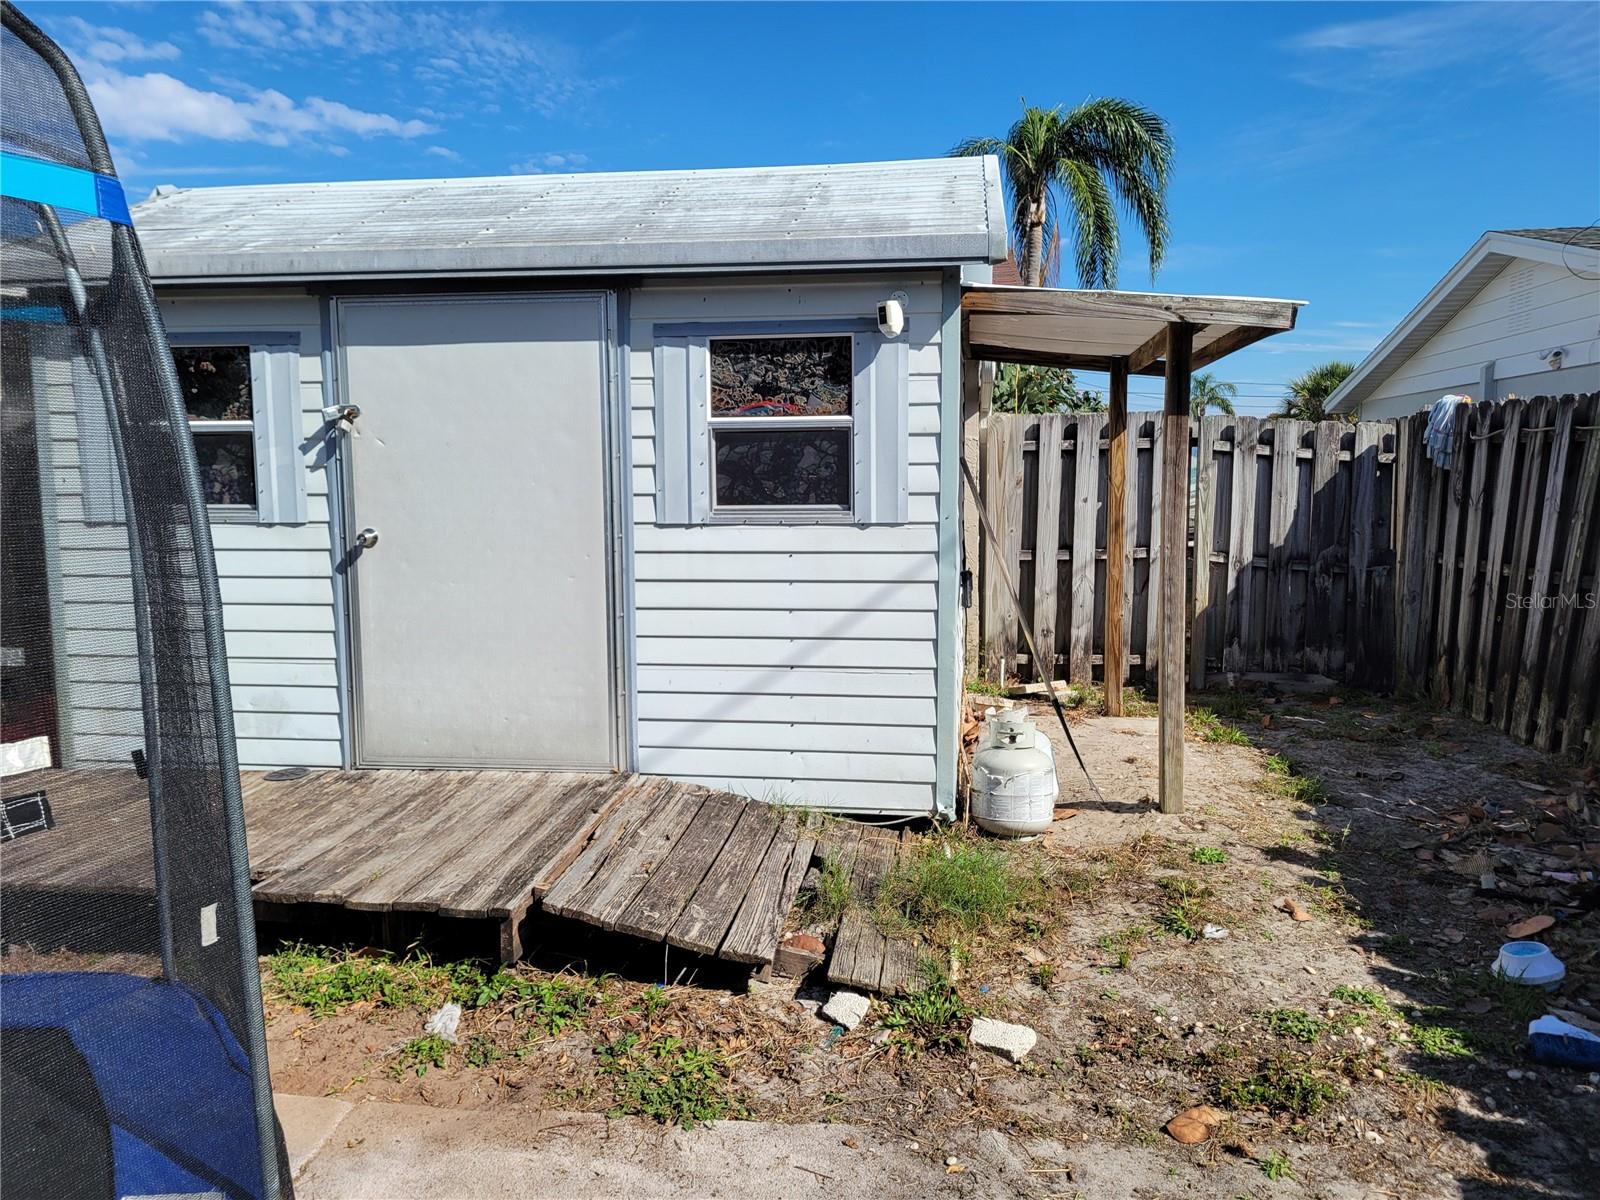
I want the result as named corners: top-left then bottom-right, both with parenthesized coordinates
top-left (953, 100), bottom-right (1173, 289)
top-left (1280, 362), bottom-right (1356, 422)
top-left (1190, 372), bottom-right (1236, 418)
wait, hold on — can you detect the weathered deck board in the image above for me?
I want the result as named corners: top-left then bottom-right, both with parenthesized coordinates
top-left (612, 790), bottom-right (743, 942)
top-left (719, 818), bottom-right (814, 965)
top-left (668, 803), bottom-right (782, 956)
top-left (1, 767), bottom-right (816, 967)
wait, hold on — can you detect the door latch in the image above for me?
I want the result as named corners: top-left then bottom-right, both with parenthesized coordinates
top-left (354, 527), bottom-right (380, 550)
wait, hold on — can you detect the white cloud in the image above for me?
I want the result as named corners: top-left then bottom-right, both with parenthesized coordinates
top-left (1287, 2), bottom-right (1599, 93)
top-left (509, 151), bottom-right (589, 174)
top-left (83, 65), bottom-right (439, 148)
top-left (63, 17), bottom-right (180, 64)
top-left (198, 2), bottom-right (598, 116)
top-left (424, 145), bottom-right (462, 161)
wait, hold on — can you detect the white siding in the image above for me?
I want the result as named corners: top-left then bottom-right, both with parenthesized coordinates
top-left (160, 292), bottom-right (341, 767)
top-left (1363, 259), bottom-right (1600, 419)
top-left (630, 275), bottom-right (945, 815)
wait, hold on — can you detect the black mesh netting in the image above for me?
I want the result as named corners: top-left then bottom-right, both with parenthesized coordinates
top-left (1, 6), bottom-right (286, 1197)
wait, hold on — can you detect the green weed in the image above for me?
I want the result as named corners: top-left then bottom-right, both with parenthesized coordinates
top-left (1190, 846), bottom-right (1228, 865)
top-left (876, 837), bottom-right (1035, 936)
top-left (881, 971), bottom-right (970, 1055)
top-left (1261, 1008), bottom-right (1326, 1044)
top-left (802, 855), bottom-right (854, 924)
top-left (463, 1034), bottom-right (503, 1068)
top-left (1259, 1149), bottom-right (1294, 1182)
top-left (392, 1034), bottom-right (451, 1079)
top-left (595, 1034), bottom-right (742, 1127)
top-left (966, 677), bottom-right (1007, 697)
top-left (266, 945), bottom-right (459, 1017)
top-left (1406, 1023), bottom-right (1473, 1059)
top-left (1217, 1055), bottom-right (1344, 1117)
top-left (518, 976), bottom-right (600, 1037)
top-left (1097, 924), bottom-right (1150, 969)
top-left (1188, 707), bottom-right (1251, 745)
top-left (1155, 877), bottom-right (1214, 940)
top-left (633, 986), bottom-right (672, 1021)
top-left (1329, 985), bottom-right (1398, 1019)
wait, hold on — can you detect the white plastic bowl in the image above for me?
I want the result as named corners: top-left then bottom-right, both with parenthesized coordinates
top-left (1493, 941), bottom-right (1565, 990)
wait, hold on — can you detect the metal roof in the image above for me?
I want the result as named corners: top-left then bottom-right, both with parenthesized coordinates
top-left (1330, 228), bottom-right (1600, 412)
top-left (962, 284), bottom-right (1304, 375)
top-left (129, 157), bottom-right (1008, 284)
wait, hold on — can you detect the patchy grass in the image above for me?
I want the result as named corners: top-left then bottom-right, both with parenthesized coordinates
top-left (1262, 755), bottom-right (1326, 805)
top-left (595, 1034), bottom-right (742, 1127)
top-left (1154, 877), bottom-right (1215, 940)
top-left (881, 972), bottom-right (971, 1055)
top-left (463, 1034), bottom-right (503, 1068)
top-left (1329, 985), bottom-right (1399, 1020)
top-left (518, 975), bottom-right (603, 1037)
top-left (876, 836), bottom-right (1038, 940)
top-left (801, 854), bottom-right (854, 925)
top-left (966, 677), bottom-right (1008, 697)
top-left (392, 1034), bottom-right (451, 1079)
top-left (1187, 706), bottom-right (1251, 745)
top-left (1262, 1008), bottom-right (1327, 1044)
top-left (1097, 924), bottom-right (1151, 969)
top-left (1404, 1022), bottom-right (1474, 1060)
top-left (1190, 846), bottom-right (1229, 865)
top-left (1259, 1148), bottom-right (1295, 1182)
top-left (1217, 1054), bottom-right (1344, 1117)
top-left (265, 944), bottom-right (474, 1017)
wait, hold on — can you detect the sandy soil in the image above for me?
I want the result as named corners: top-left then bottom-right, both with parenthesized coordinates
top-left (255, 688), bottom-right (1598, 1199)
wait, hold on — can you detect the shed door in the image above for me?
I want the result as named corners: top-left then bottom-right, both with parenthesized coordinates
top-left (338, 294), bottom-right (617, 769)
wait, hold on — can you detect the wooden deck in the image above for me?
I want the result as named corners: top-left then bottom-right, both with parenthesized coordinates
top-left (1, 768), bottom-right (817, 968)
top-left (819, 823), bottom-right (923, 995)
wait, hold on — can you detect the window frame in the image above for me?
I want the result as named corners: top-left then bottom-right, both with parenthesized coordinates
top-left (165, 330), bottom-right (304, 525)
top-left (705, 331), bottom-right (856, 520)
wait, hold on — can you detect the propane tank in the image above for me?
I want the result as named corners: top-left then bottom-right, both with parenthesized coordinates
top-left (970, 706), bottom-right (1059, 837)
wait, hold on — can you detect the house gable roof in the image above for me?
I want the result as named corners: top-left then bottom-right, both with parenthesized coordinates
top-left (1329, 228), bottom-right (1600, 412)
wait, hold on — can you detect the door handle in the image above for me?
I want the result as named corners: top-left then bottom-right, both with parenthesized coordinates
top-left (354, 527), bottom-right (380, 550)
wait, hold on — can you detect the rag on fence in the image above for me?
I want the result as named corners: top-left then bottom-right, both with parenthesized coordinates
top-left (1423, 393), bottom-right (1473, 468)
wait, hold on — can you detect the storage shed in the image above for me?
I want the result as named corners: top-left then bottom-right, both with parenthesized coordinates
top-left (106, 158), bottom-right (1009, 818)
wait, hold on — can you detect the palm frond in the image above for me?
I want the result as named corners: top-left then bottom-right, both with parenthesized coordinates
top-left (1057, 159), bottom-right (1117, 289)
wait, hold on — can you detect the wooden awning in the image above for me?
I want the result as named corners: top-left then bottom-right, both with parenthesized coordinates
top-left (961, 283), bottom-right (1305, 374)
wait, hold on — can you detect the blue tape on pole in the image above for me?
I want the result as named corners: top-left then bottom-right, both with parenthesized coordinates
top-left (0, 151), bottom-right (132, 226)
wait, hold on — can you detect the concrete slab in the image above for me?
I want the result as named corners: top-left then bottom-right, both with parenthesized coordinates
top-left (274, 1093), bottom-right (354, 1178)
top-left (292, 1101), bottom-right (965, 1199)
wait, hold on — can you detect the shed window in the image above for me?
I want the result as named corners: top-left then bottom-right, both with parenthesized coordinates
top-left (174, 344), bottom-right (257, 507)
top-left (709, 336), bottom-right (852, 511)
top-left (654, 319), bottom-right (909, 526)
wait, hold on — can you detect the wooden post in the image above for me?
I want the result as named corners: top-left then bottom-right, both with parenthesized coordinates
top-left (1158, 324), bottom-right (1195, 815)
top-left (1104, 358), bottom-right (1129, 715)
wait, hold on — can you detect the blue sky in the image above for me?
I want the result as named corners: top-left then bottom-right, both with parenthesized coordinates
top-left (30, 1), bottom-right (1600, 412)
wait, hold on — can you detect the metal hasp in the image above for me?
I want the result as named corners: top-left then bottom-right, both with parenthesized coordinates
top-left (961, 283), bottom-right (1305, 815)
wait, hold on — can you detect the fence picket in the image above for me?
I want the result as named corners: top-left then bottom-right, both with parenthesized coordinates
top-left (1032, 414), bottom-right (1066, 681)
top-left (1190, 414), bottom-right (1224, 689)
top-left (1537, 397), bottom-right (1600, 751)
top-left (1450, 404), bottom-right (1495, 711)
top-left (1471, 401), bottom-right (1523, 721)
top-left (1069, 414), bottom-right (1102, 683)
top-left (1513, 397), bottom-right (1578, 741)
top-left (1497, 398), bottom-right (1551, 729)
top-left (1224, 416), bottom-right (1260, 677)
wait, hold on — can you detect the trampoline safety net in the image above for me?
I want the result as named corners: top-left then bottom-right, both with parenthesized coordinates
top-left (0, 5), bottom-right (288, 1197)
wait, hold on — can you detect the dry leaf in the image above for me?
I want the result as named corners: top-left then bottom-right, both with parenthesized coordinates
top-left (1165, 1106), bottom-right (1224, 1145)
top-left (1505, 914), bottom-right (1554, 938)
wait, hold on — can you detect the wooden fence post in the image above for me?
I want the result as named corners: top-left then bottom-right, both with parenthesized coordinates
top-left (1104, 359), bottom-right (1129, 714)
top-left (1158, 324), bottom-right (1194, 815)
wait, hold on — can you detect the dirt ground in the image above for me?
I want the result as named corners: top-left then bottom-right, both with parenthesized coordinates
top-left (257, 687), bottom-right (1599, 1200)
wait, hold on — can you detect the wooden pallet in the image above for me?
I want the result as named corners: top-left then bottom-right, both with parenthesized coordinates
top-left (1, 767), bottom-right (818, 967)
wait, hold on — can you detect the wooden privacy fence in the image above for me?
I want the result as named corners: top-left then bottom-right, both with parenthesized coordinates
top-left (978, 393), bottom-right (1600, 763)
top-left (1395, 393), bottom-right (1600, 762)
top-left (980, 411), bottom-right (1400, 691)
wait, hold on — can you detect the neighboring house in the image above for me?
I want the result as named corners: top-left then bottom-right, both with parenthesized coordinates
top-left (54, 158), bottom-right (1004, 819)
top-left (1329, 227), bottom-right (1600, 420)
